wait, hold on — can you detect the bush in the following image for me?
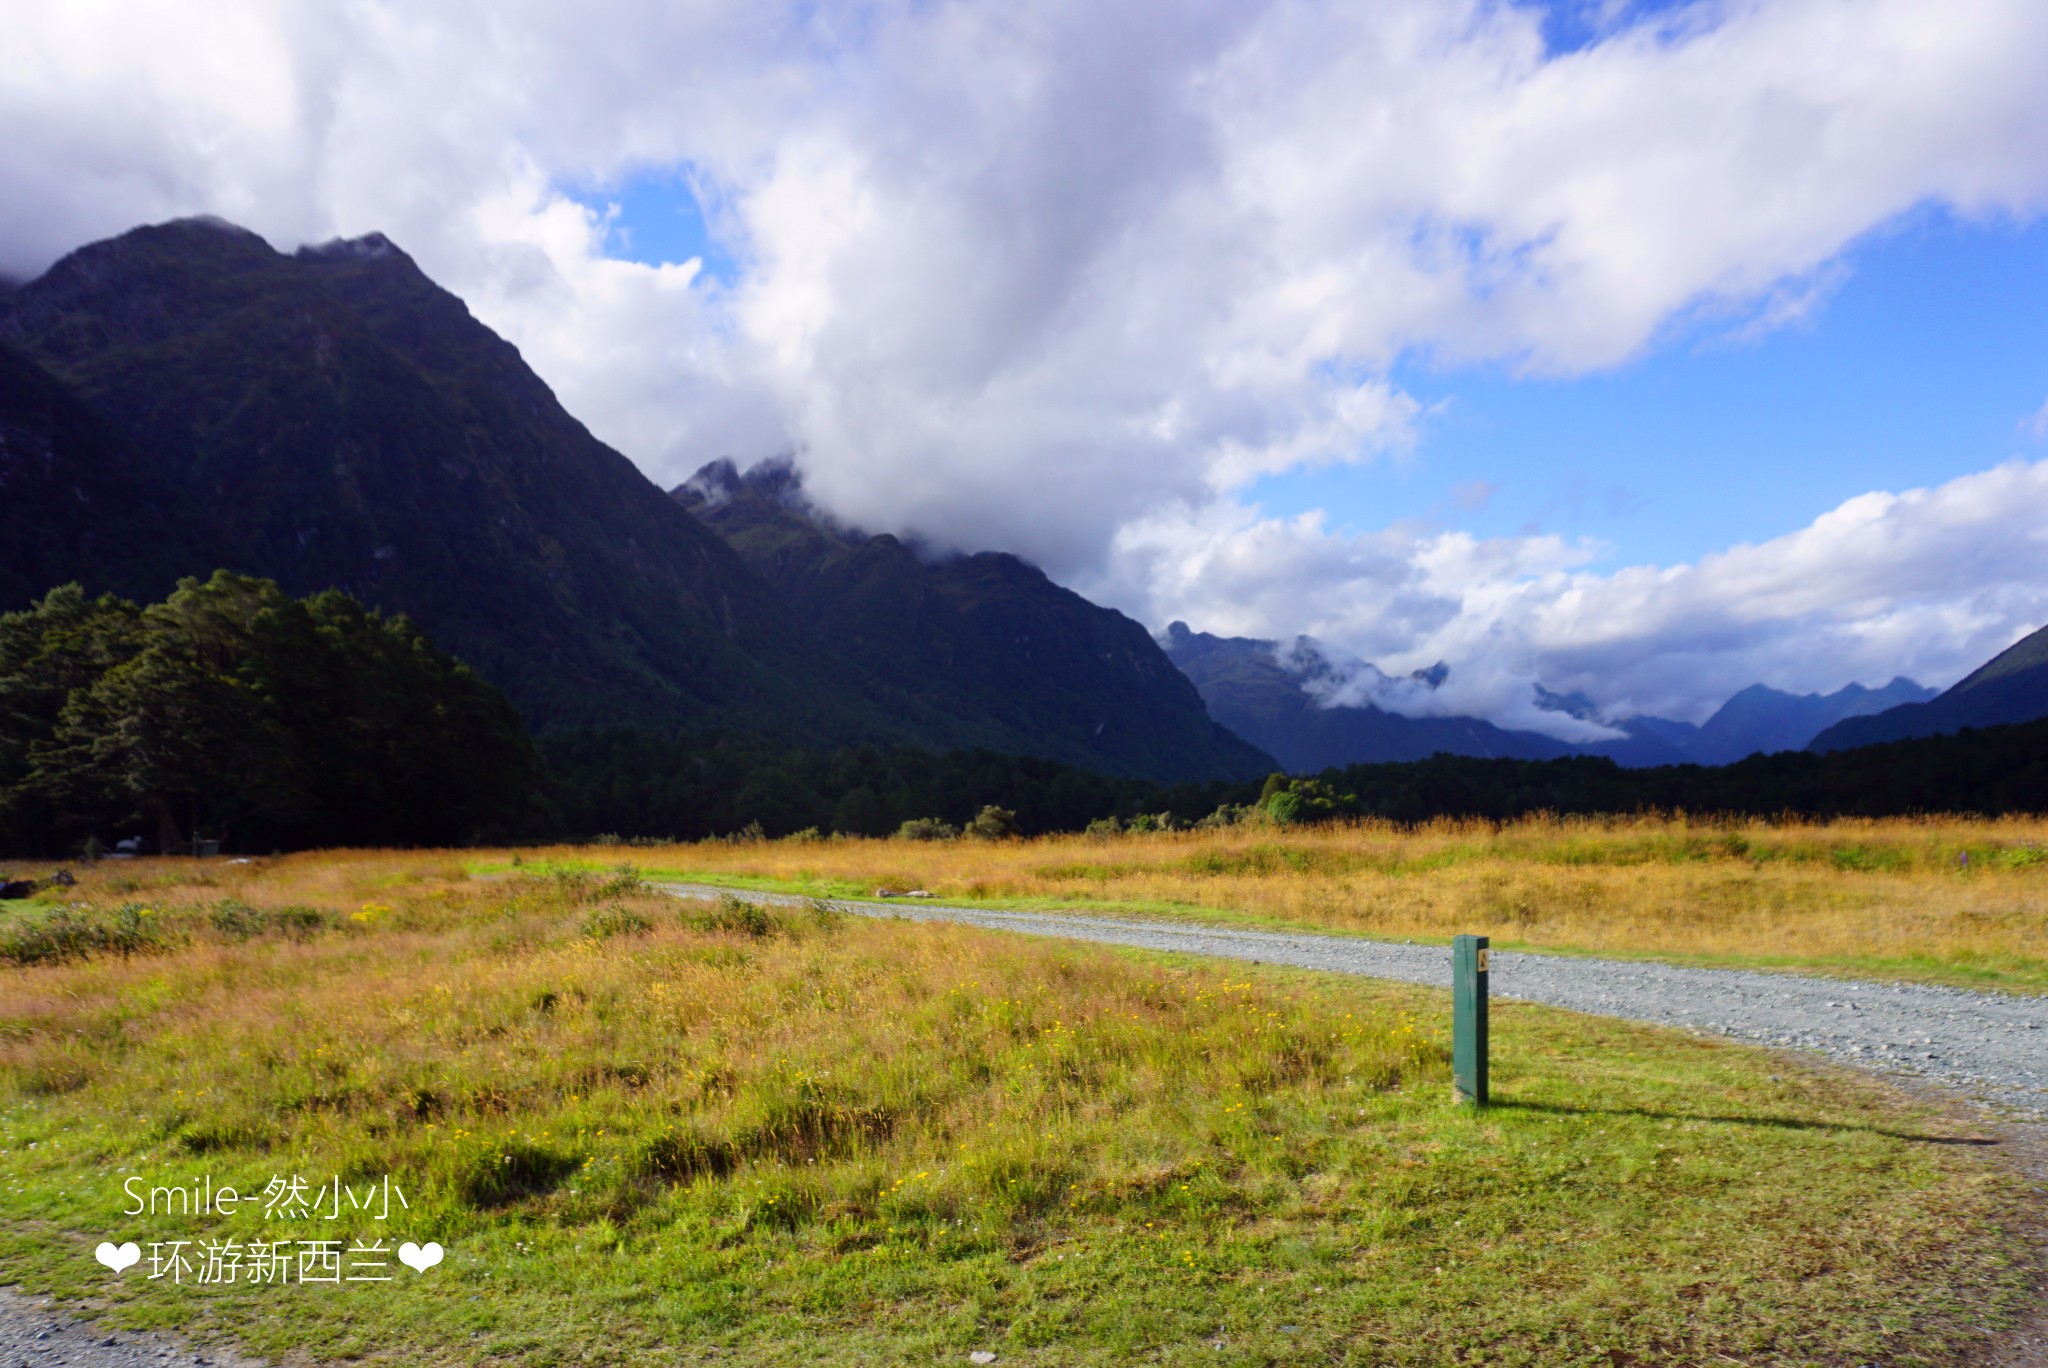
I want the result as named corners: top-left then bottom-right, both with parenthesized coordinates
top-left (675, 893), bottom-right (841, 941)
top-left (209, 898), bottom-right (267, 939)
top-left (895, 817), bottom-right (958, 842)
top-left (596, 863), bottom-right (643, 899)
top-left (208, 898), bottom-right (325, 940)
top-left (1, 903), bottom-right (177, 965)
top-left (685, 893), bottom-right (775, 938)
top-left (582, 904), bottom-right (653, 940)
top-left (966, 804), bottom-right (1018, 840)
top-left (1124, 812), bottom-right (1183, 833)
top-left (270, 904), bottom-right (327, 937)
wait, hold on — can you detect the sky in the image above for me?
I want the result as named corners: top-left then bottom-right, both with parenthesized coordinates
top-left (3, 0), bottom-right (2047, 734)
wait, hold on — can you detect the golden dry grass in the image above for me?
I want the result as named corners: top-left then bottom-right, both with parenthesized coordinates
top-left (0, 849), bottom-right (2031, 1364)
top-left (582, 812), bottom-right (2048, 991)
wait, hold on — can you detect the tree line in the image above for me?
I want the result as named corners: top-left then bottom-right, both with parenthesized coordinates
top-left (1257, 723), bottom-right (2048, 825)
top-left (6, 573), bottom-right (2047, 858)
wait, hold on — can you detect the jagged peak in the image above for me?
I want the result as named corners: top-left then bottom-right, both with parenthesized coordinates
top-left (297, 231), bottom-right (407, 264)
top-left (673, 457), bottom-right (743, 510)
top-left (675, 453), bottom-right (815, 520)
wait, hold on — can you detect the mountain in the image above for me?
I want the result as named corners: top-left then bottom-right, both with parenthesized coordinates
top-left (1164, 624), bottom-right (1937, 772)
top-left (0, 218), bottom-right (1269, 782)
top-left (0, 217), bottom-right (897, 740)
top-left (1692, 678), bottom-right (1935, 762)
top-left (0, 338), bottom-right (231, 609)
top-left (1530, 690), bottom-right (1696, 768)
top-left (1811, 625), bottom-right (2048, 751)
top-left (1161, 623), bottom-right (1578, 771)
top-left (674, 459), bottom-right (1274, 781)
top-left (1535, 679), bottom-right (1934, 766)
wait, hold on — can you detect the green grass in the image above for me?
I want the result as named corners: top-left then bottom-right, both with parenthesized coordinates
top-left (0, 857), bottom-right (2031, 1365)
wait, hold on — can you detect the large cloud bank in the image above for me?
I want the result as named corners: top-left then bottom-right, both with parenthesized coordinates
top-left (5, 0), bottom-right (2048, 726)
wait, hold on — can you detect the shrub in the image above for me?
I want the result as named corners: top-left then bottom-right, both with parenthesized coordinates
top-left (270, 905), bottom-right (328, 938)
top-left (207, 898), bottom-right (325, 940)
top-left (895, 817), bottom-right (958, 842)
top-left (582, 904), bottom-right (653, 940)
top-left (1, 903), bottom-right (177, 965)
top-left (1125, 812), bottom-right (1183, 833)
top-left (596, 863), bottom-right (644, 899)
top-left (966, 805), bottom-right (1019, 840)
top-left (209, 898), bottom-right (267, 939)
top-left (688, 893), bottom-right (775, 938)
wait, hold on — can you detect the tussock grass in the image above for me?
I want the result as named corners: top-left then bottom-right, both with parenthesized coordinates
top-left (606, 813), bottom-right (2048, 991)
top-left (0, 850), bottom-right (2030, 1364)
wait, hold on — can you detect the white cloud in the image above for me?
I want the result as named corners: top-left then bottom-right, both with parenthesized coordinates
top-left (4, 0), bottom-right (2048, 722)
top-left (2024, 396), bottom-right (2048, 441)
top-left (1103, 459), bottom-right (2048, 730)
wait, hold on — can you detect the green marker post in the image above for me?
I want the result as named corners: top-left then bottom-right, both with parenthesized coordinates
top-left (1452, 934), bottom-right (1489, 1106)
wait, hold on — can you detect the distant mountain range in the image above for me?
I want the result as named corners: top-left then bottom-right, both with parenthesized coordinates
top-left (1162, 623), bottom-right (1940, 773)
top-left (1812, 623), bottom-right (2048, 751)
top-left (1163, 624), bottom-right (1578, 770)
top-left (0, 217), bottom-right (1269, 782)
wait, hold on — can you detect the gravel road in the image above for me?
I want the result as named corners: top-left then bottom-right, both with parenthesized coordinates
top-left (662, 882), bottom-right (2048, 1116)
top-left (0, 1286), bottom-right (269, 1367)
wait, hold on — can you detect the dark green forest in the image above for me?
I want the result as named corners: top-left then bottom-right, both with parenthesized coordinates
top-left (0, 574), bottom-right (534, 856)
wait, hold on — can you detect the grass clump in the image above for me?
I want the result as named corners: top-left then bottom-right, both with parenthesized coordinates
top-left (207, 898), bottom-right (326, 940)
top-left (581, 903), bottom-right (653, 940)
top-left (672, 891), bottom-right (826, 939)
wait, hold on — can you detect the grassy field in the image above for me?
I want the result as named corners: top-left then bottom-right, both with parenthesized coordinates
top-left (0, 849), bottom-right (2033, 1365)
top-left (545, 814), bottom-right (2048, 994)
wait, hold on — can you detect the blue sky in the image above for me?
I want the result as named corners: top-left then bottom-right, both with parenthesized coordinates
top-left (571, 169), bottom-right (738, 284)
top-left (1251, 209), bottom-right (2048, 570)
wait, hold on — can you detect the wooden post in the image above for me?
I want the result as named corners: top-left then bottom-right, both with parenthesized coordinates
top-left (1453, 934), bottom-right (1489, 1106)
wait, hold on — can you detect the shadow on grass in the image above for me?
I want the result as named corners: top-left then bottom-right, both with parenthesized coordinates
top-left (1485, 1096), bottom-right (2001, 1146)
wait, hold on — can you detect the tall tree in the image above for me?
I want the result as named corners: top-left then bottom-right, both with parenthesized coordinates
top-left (2, 572), bottom-right (537, 854)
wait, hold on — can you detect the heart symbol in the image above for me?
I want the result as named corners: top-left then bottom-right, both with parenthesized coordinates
top-left (95, 1241), bottom-right (141, 1273)
top-left (397, 1241), bottom-right (443, 1272)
